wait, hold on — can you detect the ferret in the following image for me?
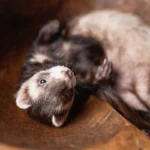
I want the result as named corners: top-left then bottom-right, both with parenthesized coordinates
top-left (15, 20), bottom-right (111, 127)
top-left (16, 10), bottom-right (150, 131)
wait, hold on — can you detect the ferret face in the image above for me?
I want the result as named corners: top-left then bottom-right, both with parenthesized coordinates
top-left (16, 66), bottom-right (76, 127)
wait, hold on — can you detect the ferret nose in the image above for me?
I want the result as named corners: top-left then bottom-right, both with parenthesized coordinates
top-left (65, 70), bottom-right (72, 78)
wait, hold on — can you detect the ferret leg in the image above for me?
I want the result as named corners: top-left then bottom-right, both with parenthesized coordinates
top-left (94, 59), bottom-right (112, 83)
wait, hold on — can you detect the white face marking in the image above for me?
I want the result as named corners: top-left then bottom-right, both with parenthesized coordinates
top-left (48, 66), bottom-right (76, 88)
top-left (18, 66), bottom-right (76, 104)
top-left (28, 78), bottom-right (42, 101)
top-left (29, 53), bottom-right (50, 63)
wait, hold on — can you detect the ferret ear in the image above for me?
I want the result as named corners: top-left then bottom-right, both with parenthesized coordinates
top-left (52, 111), bottom-right (69, 127)
top-left (36, 20), bottom-right (66, 45)
top-left (15, 84), bottom-right (31, 109)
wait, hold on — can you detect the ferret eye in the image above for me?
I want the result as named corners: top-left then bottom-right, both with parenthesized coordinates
top-left (40, 79), bottom-right (47, 84)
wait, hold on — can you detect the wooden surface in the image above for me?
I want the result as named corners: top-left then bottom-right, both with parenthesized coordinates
top-left (0, 0), bottom-right (150, 150)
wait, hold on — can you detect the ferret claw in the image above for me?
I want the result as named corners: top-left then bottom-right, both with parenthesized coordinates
top-left (95, 59), bottom-right (112, 81)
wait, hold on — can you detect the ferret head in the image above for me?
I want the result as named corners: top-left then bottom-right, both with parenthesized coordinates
top-left (16, 66), bottom-right (76, 127)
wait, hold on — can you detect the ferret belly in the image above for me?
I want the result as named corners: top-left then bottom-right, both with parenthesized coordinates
top-left (104, 30), bottom-right (150, 112)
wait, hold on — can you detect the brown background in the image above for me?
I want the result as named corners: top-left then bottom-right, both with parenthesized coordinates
top-left (0, 0), bottom-right (150, 149)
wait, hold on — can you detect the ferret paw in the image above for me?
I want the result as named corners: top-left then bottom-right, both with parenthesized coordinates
top-left (95, 59), bottom-right (112, 81)
top-left (142, 129), bottom-right (150, 136)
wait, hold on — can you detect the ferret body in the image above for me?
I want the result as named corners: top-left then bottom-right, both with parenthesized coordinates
top-left (66, 10), bottom-right (150, 129)
top-left (69, 10), bottom-right (150, 109)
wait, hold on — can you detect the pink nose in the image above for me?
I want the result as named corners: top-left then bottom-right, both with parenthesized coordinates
top-left (65, 70), bottom-right (73, 78)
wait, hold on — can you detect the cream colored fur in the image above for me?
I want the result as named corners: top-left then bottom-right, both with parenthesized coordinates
top-left (70, 10), bottom-right (150, 111)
